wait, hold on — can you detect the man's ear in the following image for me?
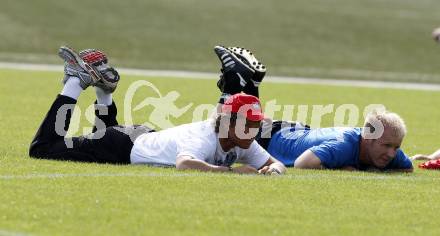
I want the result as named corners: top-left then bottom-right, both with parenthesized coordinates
top-left (217, 114), bottom-right (232, 138)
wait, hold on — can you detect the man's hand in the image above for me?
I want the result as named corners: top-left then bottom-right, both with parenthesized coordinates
top-left (232, 165), bottom-right (258, 174)
top-left (258, 166), bottom-right (281, 175)
top-left (258, 160), bottom-right (286, 175)
top-left (433, 27), bottom-right (440, 43)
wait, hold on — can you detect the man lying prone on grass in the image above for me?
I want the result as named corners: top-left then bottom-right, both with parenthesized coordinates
top-left (212, 45), bottom-right (413, 172)
top-left (28, 46), bottom-right (286, 175)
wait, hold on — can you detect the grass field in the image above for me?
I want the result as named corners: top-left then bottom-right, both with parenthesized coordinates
top-left (2, 0), bottom-right (440, 235)
top-left (1, 0), bottom-right (440, 82)
top-left (1, 69), bottom-right (440, 236)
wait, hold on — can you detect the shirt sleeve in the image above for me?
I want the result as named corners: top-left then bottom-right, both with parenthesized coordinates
top-left (309, 140), bottom-right (355, 169)
top-left (237, 141), bottom-right (271, 169)
top-left (385, 149), bottom-right (413, 170)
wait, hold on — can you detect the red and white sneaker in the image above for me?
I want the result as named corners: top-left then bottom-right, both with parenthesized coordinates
top-left (79, 49), bottom-right (120, 93)
top-left (419, 159), bottom-right (440, 169)
top-left (58, 46), bottom-right (120, 93)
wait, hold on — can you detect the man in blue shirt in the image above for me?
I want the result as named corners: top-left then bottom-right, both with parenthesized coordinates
top-left (213, 45), bottom-right (413, 172)
top-left (263, 124), bottom-right (412, 171)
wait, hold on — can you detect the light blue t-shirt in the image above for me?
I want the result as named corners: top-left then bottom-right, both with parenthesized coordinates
top-left (267, 127), bottom-right (412, 170)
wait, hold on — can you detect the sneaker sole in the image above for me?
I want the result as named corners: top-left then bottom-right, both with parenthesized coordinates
top-left (58, 46), bottom-right (103, 84)
top-left (214, 46), bottom-right (255, 73)
top-left (227, 47), bottom-right (266, 73)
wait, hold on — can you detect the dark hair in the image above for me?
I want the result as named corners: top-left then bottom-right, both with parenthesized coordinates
top-left (214, 113), bottom-right (238, 133)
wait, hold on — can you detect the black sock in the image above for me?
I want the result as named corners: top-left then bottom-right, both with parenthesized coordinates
top-left (243, 82), bottom-right (259, 98)
top-left (217, 71), bottom-right (244, 104)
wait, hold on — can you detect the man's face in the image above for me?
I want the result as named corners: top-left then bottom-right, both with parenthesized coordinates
top-left (228, 118), bottom-right (261, 149)
top-left (365, 127), bottom-right (403, 168)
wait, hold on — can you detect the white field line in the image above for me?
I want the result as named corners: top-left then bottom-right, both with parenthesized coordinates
top-left (0, 230), bottom-right (32, 236)
top-left (1, 62), bottom-right (440, 91)
top-left (0, 172), bottom-right (433, 181)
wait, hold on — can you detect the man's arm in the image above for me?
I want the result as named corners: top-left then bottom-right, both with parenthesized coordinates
top-left (391, 168), bottom-right (414, 173)
top-left (176, 156), bottom-right (258, 174)
top-left (340, 166), bottom-right (358, 171)
top-left (384, 168), bottom-right (413, 173)
top-left (363, 167), bottom-right (414, 173)
top-left (411, 149), bottom-right (440, 161)
top-left (339, 166), bottom-right (413, 172)
top-left (294, 150), bottom-right (324, 169)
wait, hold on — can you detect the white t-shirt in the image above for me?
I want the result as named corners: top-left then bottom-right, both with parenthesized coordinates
top-left (130, 120), bottom-right (270, 169)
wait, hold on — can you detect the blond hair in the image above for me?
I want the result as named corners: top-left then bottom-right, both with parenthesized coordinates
top-left (363, 110), bottom-right (407, 139)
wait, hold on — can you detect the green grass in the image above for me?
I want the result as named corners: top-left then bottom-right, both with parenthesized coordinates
top-left (2, 1), bottom-right (440, 234)
top-left (1, 0), bottom-right (440, 82)
top-left (1, 69), bottom-right (440, 235)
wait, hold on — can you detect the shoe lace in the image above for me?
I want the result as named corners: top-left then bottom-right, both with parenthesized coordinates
top-left (79, 49), bottom-right (108, 66)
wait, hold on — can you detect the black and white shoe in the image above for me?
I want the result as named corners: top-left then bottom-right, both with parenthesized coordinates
top-left (227, 47), bottom-right (266, 88)
top-left (214, 45), bottom-right (255, 93)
